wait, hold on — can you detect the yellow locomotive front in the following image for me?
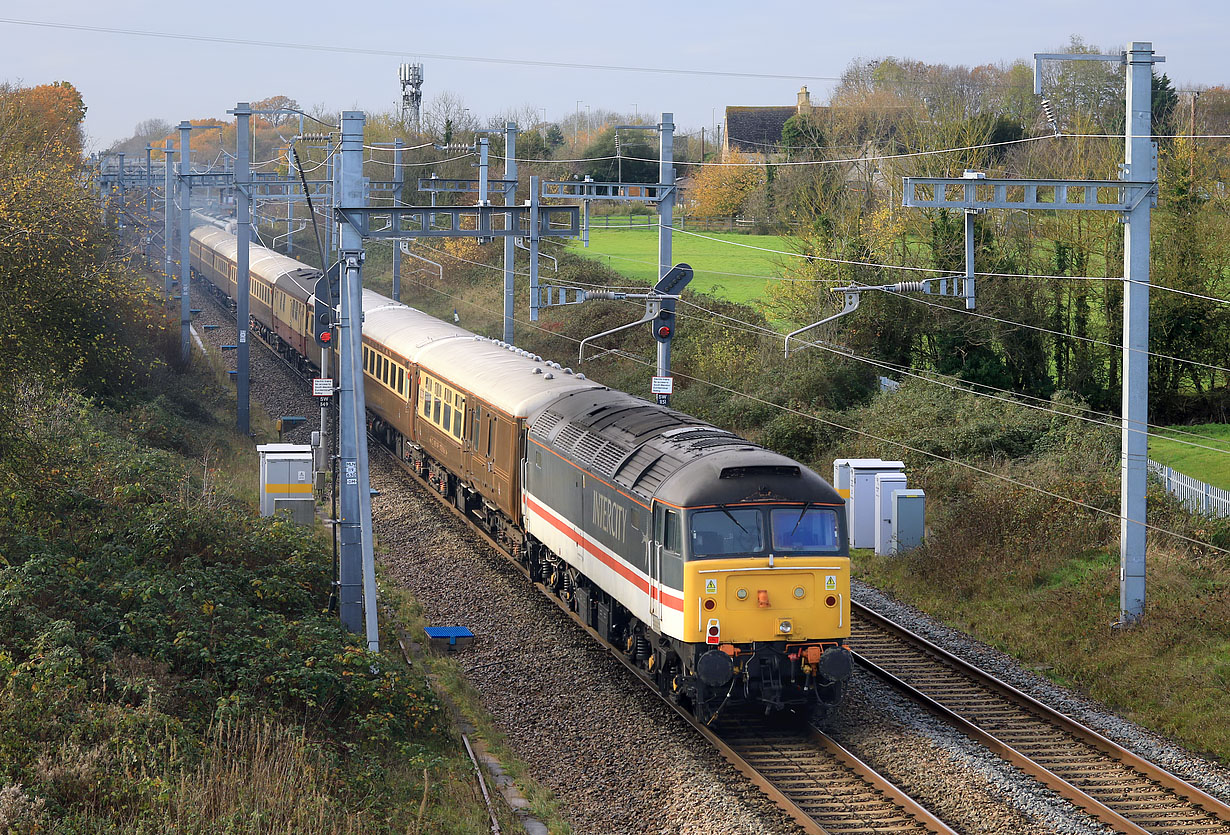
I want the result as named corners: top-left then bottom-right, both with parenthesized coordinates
top-left (668, 499), bottom-right (853, 719)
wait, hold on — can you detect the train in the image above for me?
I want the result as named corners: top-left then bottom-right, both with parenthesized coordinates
top-left (189, 220), bottom-right (854, 721)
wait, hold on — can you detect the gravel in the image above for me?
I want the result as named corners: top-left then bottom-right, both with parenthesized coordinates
top-left (852, 581), bottom-right (1230, 807)
top-left (193, 283), bottom-right (1230, 833)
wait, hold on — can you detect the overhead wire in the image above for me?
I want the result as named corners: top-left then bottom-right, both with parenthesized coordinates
top-left (0, 17), bottom-right (838, 82)
top-left (392, 273), bottom-right (1230, 557)
top-left (675, 296), bottom-right (1230, 456)
top-left (661, 226), bottom-right (1230, 305)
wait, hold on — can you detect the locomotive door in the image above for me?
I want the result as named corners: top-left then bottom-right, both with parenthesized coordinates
top-left (650, 502), bottom-right (675, 633)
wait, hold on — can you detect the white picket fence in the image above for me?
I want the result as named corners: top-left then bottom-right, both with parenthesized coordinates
top-left (1148, 459), bottom-right (1230, 518)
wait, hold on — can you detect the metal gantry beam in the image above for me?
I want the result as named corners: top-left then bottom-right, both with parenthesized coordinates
top-left (335, 204), bottom-right (580, 239)
top-left (417, 176), bottom-right (517, 195)
top-left (540, 180), bottom-right (669, 202)
top-left (902, 177), bottom-right (1155, 213)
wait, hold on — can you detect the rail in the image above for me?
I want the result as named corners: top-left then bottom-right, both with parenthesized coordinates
top-left (851, 602), bottom-right (1230, 834)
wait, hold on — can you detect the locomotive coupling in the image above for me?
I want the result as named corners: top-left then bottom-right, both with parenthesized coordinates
top-left (696, 649), bottom-right (735, 687)
top-left (818, 646), bottom-right (853, 684)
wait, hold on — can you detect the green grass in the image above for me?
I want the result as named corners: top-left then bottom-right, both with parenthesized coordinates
top-left (566, 225), bottom-right (796, 307)
top-left (1149, 423), bottom-right (1230, 489)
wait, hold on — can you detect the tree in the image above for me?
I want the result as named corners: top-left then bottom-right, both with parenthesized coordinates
top-left (252, 95), bottom-right (300, 127)
top-left (516, 129), bottom-right (547, 161)
top-left (576, 127), bottom-right (657, 183)
top-left (3, 81), bottom-right (86, 157)
top-left (781, 113), bottom-right (825, 160)
top-left (687, 150), bottom-right (766, 219)
top-left (545, 124), bottom-right (565, 149)
top-left (1152, 72), bottom-right (1179, 136)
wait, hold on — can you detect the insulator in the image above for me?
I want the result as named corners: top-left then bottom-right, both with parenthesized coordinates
top-left (585, 290), bottom-right (617, 300)
top-left (890, 281), bottom-right (926, 293)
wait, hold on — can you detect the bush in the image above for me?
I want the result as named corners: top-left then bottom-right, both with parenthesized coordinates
top-left (0, 381), bottom-right (443, 826)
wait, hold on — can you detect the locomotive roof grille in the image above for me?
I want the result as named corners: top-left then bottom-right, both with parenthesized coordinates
top-left (531, 411), bottom-right (564, 436)
top-left (719, 465), bottom-right (801, 479)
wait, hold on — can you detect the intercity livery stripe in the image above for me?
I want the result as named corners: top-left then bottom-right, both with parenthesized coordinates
top-left (524, 494), bottom-right (685, 612)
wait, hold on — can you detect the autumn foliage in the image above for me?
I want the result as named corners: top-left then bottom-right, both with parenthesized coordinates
top-left (687, 149), bottom-right (766, 220)
top-left (0, 81), bottom-right (169, 397)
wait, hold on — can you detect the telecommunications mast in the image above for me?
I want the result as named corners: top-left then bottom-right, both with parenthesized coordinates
top-left (399, 63), bottom-right (424, 135)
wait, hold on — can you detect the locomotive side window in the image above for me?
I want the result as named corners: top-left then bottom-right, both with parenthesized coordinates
top-left (663, 509), bottom-right (681, 552)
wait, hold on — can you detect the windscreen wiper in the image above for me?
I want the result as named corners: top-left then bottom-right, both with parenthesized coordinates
top-left (788, 503), bottom-right (813, 536)
top-left (718, 504), bottom-right (750, 534)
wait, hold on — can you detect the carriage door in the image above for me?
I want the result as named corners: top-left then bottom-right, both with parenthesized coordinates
top-left (651, 503), bottom-right (678, 633)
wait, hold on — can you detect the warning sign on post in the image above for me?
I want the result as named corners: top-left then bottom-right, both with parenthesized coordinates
top-left (651, 376), bottom-right (674, 395)
top-left (312, 378), bottom-right (334, 398)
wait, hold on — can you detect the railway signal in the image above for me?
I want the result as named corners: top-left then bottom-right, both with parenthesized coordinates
top-left (313, 272), bottom-right (337, 346)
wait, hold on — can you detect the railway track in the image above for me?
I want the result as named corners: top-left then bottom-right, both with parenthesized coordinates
top-left (378, 442), bottom-right (955, 835)
top-left (198, 277), bottom-right (1230, 833)
top-left (192, 273), bottom-right (955, 833)
top-left (708, 715), bottom-right (956, 835)
top-left (851, 603), bottom-right (1230, 834)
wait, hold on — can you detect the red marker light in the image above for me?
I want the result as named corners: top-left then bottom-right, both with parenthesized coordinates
top-left (320, 332), bottom-right (332, 343)
top-left (657, 325), bottom-right (671, 338)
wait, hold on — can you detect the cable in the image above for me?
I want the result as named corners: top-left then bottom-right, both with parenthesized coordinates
top-left (394, 274), bottom-right (1229, 556)
top-left (661, 226), bottom-right (1230, 305)
top-left (676, 296), bottom-right (1230, 457)
top-left (363, 141), bottom-right (434, 152)
top-left (0, 18), bottom-right (837, 83)
top-left (382, 236), bottom-right (1227, 455)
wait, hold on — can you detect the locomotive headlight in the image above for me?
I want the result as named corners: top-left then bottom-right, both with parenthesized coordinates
top-left (736, 588), bottom-right (748, 601)
top-left (793, 586), bottom-right (805, 599)
top-left (778, 619), bottom-right (793, 634)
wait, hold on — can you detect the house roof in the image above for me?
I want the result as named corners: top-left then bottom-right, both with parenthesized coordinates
top-left (724, 106), bottom-right (797, 153)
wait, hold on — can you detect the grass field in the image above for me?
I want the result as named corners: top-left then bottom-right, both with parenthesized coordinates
top-left (565, 224), bottom-right (795, 307)
top-left (1149, 423), bottom-right (1230, 489)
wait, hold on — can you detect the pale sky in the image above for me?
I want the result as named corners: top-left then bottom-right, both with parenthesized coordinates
top-left (3, 0), bottom-right (1225, 151)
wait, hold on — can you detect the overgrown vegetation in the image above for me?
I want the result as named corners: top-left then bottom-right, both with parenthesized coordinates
top-left (0, 81), bottom-right (536, 833)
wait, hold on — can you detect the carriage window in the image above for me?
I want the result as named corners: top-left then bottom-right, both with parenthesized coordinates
top-left (397, 367), bottom-right (405, 396)
top-left (432, 389), bottom-right (441, 423)
top-left (452, 404), bottom-right (463, 438)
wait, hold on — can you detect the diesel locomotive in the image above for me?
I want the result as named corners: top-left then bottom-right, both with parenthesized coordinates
top-left (189, 220), bottom-right (854, 720)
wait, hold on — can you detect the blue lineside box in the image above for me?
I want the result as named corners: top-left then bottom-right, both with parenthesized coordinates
top-left (423, 626), bottom-right (474, 653)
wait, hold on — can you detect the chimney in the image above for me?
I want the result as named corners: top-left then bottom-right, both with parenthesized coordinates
top-left (797, 86), bottom-right (812, 113)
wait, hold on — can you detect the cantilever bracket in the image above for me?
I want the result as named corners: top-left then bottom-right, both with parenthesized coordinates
top-left (784, 291), bottom-right (861, 357)
top-left (579, 301), bottom-right (658, 364)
